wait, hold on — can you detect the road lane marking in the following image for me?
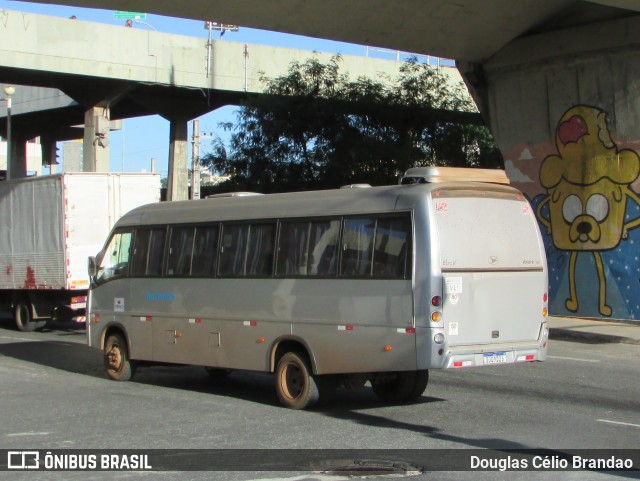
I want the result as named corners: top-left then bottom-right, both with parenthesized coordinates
top-left (6, 432), bottom-right (51, 437)
top-left (0, 335), bottom-right (44, 342)
top-left (547, 355), bottom-right (600, 363)
top-left (597, 419), bottom-right (640, 429)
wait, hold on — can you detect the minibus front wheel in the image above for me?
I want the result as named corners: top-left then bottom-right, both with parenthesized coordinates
top-left (104, 333), bottom-right (136, 382)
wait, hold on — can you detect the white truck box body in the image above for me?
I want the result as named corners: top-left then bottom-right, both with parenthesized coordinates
top-left (0, 173), bottom-right (161, 292)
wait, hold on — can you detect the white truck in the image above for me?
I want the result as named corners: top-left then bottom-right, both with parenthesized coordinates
top-left (0, 173), bottom-right (161, 331)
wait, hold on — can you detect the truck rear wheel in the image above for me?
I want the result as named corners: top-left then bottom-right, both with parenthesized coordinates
top-left (371, 370), bottom-right (429, 404)
top-left (104, 333), bottom-right (136, 381)
top-left (14, 301), bottom-right (37, 332)
top-left (275, 352), bottom-right (319, 409)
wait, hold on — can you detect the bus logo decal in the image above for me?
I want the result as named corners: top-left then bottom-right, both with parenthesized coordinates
top-left (146, 292), bottom-right (177, 301)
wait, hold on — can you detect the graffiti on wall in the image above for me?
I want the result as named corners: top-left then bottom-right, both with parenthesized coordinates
top-left (533, 105), bottom-right (640, 317)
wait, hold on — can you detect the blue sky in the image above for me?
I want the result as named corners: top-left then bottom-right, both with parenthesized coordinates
top-left (3, 1), bottom-right (389, 176)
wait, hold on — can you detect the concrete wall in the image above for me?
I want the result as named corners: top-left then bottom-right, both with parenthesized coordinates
top-left (482, 16), bottom-right (640, 320)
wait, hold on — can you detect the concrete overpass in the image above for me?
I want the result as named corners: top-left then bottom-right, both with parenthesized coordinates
top-left (0, 9), bottom-right (465, 200)
top-left (22, 1), bottom-right (640, 61)
top-left (20, 0), bottom-right (640, 320)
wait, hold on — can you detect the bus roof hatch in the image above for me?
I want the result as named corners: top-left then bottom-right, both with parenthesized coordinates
top-left (400, 167), bottom-right (510, 185)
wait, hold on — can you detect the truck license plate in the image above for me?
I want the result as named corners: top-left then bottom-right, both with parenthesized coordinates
top-left (483, 352), bottom-right (507, 365)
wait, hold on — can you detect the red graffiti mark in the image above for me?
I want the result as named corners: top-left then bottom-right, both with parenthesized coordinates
top-left (24, 266), bottom-right (37, 288)
top-left (558, 115), bottom-right (588, 145)
top-left (5, 265), bottom-right (11, 276)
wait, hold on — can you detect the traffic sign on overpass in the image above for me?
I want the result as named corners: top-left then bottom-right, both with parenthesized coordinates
top-left (113, 11), bottom-right (146, 20)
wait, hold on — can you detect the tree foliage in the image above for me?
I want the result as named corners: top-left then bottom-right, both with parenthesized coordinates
top-left (202, 55), bottom-right (502, 193)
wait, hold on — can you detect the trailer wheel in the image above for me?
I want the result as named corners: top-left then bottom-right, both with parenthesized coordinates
top-left (104, 333), bottom-right (136, 381)
top-left (14, 301), bottom-right (37, 332)
top-left (371, 370), bottom-right (429, 404)
top-left (275, 352), bottom-right (319, 409)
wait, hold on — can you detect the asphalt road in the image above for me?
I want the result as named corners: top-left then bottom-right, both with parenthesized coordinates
top-left (0, 317), bottom-right (638, 481)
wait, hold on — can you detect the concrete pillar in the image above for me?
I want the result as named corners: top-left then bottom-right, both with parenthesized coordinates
top-left (460, 15), bottom-right (640, 321)
top-left (8, 134), bottom-right (27, 179)
top-left (166, 119), bottom-right (189, 201)
top-left (82, 105), bottom-right (110, 172)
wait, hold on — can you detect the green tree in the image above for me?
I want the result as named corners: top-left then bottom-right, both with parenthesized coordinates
top-left (202, 55), bottom-right (501, 194)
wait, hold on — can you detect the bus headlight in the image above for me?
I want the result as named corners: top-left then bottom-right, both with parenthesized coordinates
top-left (434, 333), bottom-right (445, 344)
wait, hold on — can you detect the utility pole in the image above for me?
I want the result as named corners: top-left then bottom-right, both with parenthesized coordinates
top-left (191, 120), bottom-right (201, 200)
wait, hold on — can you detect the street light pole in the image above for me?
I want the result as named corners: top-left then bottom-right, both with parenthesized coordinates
top-left (3, 85), bottom-right (15, 181)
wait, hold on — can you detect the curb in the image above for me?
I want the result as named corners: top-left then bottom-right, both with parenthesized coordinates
top-left (549, 328), bottom-right (639, 345)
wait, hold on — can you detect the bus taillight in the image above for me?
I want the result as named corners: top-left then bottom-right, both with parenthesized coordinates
top-left (517, 355), bottom-right (535, 362)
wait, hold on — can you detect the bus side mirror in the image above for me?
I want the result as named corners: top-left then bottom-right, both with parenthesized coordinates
top-left (88, 256), bottom-right (97, 279)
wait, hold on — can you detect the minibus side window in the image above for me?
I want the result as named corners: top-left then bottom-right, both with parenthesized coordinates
top-left (219, 224), bottom-right (248, 276)
top-left (130, 228), bottom-right (166, 277)
top-left (166, 227), bottom-right (196, 276)
top-left (191, 225), bottom-right (219, 276)
top-left (341, 217), bottom-right (375, 277)
top-left (339, 215), bottom-right (411, 279)
top-left (246, 224), bottom-right (275, 276)
top-left (277, 219), bottom-right (339, 277)
top-left (277, 221), bottom-right (309, 276)
top-left (309, 220), bottom-right (339, 276)
top-left (373, 217), bottom-right (411, 278)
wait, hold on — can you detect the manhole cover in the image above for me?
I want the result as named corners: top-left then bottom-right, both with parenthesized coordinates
top-left (323, 459), bottom-right (422, 477)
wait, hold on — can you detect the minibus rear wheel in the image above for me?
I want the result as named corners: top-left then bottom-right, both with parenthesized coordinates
top-left (104, 333), bottom-right (136, 382)
top-left (372, 370), bottom-right (429, 404)
top-left (275, 352), bottom-right (319, 409)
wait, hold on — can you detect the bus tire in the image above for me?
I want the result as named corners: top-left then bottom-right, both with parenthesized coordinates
top-left (104, 333), bottom-right (136, 382)
top-left (275, 352), bottom-right (319, 410)
top-left (372, 370), bottom-right (429, 404)
top-left (14, 301), bottom-right (37, 332)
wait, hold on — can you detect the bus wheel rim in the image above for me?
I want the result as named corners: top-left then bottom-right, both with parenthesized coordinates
top-left (284, 363), bottom-right (303, 399)
top-left (106, 345), bottom-right (122, 371)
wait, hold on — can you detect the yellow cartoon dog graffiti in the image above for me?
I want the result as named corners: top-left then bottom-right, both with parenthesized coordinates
top-left (536, 105), bottom-right (640, 316)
